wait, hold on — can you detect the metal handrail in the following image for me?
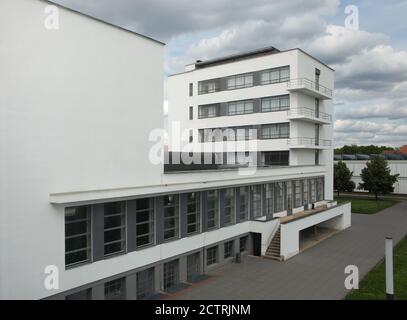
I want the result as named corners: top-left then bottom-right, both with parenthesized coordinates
top-left (287, 107), bottom-right (332, 122)
top-left (287, 137), bottom-right (332, 147)
top-left (287, 78), bottom-right (333, 98)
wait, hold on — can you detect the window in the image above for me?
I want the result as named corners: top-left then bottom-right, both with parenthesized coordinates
top-left (261, 123), bottom-right (290, 139)
top-left (224, 241), bottom-right (234, 259)
top-left (236, 127), bottom-right (252, 141)
top-left (274, 182), bottom-right (284, 212)
top-left (163, 194), bottom-right (179, 241)
top-left (163, 260), bottom-right (179, 290)
top-left (263, 151), bottom-right (289, 166)
top-left (261, 95), bottom-right (290, 112)
top-left (260, 66), bottom-right (290, 85)
top-left (238, 186), bottom-right (249, 221)
top-left (104, 278), bottom-right (125, 300)
top-left (187, 253), bottom-right (201, 281)
top-left (189, 106), bottom-right (193, 120)
top-left (223, 188), bottom-right (235, 225)
top-left (207, 190), bottom-right (219, 230)
top-left (198, 80), bottom-right (219, 94)
top-left (186, 192), bottom-right (200, 235)
top-left (65, 289), bottom-right (91, 300)
top-left (189, 83), bottom-right (193, 96)
top-left (104, 202), bottom-right (126, 256)
top-left (206, 246), bottom-right (218, 266)
top-left (227, 73), bottom-right (253, 90)
top-left (309, 179), bottom-right (317, 203)
top-left (316, 178), bottom-right (324, 201)
top-left (65, 206), bottom-right (91, 267)
top-left (294, 180), bottom-right (302, 208)
top-left (198, 104), bottom-right (219, 119)
top-left (315, 150), bottom-right (320, 165)
top-left (302, 180), bottom-right (309, 205)
top-left (135, 198), bottom-right (154, 248)
top-left (264, 184), bottom-right (274, 216)
top-left (137, 268), bottom-right (155, 300)
top-left (228, 100), bottom-right (254, 115)
top-left (239, 236), bottom-right (248, 252)
top-left (252, 185), bottom-right (262, 218)
top-left (189, 129), bottom-right (193, 143)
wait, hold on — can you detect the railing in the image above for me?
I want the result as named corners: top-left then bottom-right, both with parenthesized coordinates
top-left (287, 107), bottom-right (332, 122)
top-left (287, 78), bottom-right (333, 98)
top-left (287, 137), bottom-right (332, 147)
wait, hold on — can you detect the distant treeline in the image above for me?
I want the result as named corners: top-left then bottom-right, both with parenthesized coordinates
top-left (334, 144), bottom-right (396, 155)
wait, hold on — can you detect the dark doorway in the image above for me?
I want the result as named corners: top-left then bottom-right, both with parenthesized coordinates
top-left (252, 233), bottom-right (261, 256)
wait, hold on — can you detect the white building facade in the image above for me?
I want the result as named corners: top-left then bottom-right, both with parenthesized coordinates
top-left (0, 0), bottom-right (350, 300)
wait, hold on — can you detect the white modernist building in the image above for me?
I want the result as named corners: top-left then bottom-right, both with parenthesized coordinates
top-left (0, 0), bottom-right (350, 300)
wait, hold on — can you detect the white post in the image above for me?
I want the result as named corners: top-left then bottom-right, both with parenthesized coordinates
top-left (385, 237), bottom-right (394, 300)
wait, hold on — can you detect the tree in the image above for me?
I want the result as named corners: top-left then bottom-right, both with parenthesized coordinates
top-left (334, 161), bottom-right (355, 196)
top-left (358, 156), bottom-right (399, 199)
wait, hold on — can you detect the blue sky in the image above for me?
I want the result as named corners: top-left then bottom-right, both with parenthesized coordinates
top-left (54, 0), bottom-right (407, 148)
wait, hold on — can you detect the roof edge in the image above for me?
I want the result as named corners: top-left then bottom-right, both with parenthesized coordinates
top-left (41, 0), bottom-right (165, 46)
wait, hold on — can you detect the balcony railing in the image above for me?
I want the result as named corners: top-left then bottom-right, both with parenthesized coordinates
top-left (287, 78), bottom-right (333, 99)
top-left (287, 137), bottom-right (332, 147)
top-left (287, 107), bottom-right (332, 122)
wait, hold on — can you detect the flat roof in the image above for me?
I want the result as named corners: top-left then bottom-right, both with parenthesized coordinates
top-left (43, 0), bottom-right (165, 46)
top-left (169, 46), bottom-right (334, 77)
top-left (194, 46), bottom-right (280, 69)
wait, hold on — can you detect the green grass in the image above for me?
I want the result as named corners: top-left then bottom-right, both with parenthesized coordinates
top-left (335, 196), bottom-right (399, 214)
top-left (346, 235), bottom-right (407, 300)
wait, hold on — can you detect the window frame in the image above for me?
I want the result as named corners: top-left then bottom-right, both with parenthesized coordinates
top-left (135, 198), bottom-right (155, 249)
top-left (103, 202), bottom-right (126, 257)
top-left (163, 194), bottom-right (180, 241)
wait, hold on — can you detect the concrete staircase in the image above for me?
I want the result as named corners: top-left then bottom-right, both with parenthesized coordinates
top-left (264, 226), bottom-right (282, 261)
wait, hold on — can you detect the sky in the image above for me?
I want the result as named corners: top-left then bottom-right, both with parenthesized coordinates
top-left (53, 0), bottom-right (407, 148)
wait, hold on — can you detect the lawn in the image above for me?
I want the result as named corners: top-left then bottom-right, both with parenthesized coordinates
top-left (346, 235), bottom-right (407, 300)
top-left (334, 196), bottom-right (400, 214)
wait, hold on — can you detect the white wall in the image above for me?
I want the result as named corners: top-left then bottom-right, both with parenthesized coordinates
top-left (0, 0), bottom-right (164, 299)
top-left (280, 203), bottom-right (351, 260)
top-left (339, 160), bottom-right (407, 194)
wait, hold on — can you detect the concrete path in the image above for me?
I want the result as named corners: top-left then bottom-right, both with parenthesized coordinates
top-left (172, 201), bottom-right (407, 300)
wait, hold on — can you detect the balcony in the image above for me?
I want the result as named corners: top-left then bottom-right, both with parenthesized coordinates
top-left (287, 78), bottom-right (333, 100)
top-left (287, 137), bottom-right (332, 149)
top-left (287, 107), bottom-right (332, 125)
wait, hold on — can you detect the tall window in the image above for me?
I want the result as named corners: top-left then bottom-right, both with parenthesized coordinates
top-left (274, 182), bottom-right (284, 212)
top-left (264, 184), bottom-right (274, 216)
top-left (261, 95), bottom-right (290, 112)
top-left (223, 188), bottom-right (235, 225)
top-left (65, 206), bottom-right (91, 267)
top-left (104, 278), bottom-right (125, 300)
top-left (238, 186), bottom-right (249, 221)
top-left (186, 192), bottom-right (200, 235)
top-left (228, 100), bottom-right (254, 115)
top-left (294, 180), bottom-right (302, 208)
top-left (104, 202), bottom-right (126, 256)
top-left (302, 180), bottom-right (309, 205)
top-left (227, 73), bottom-right (253, 90)
top-left (187, 253), bottom-right (201, 281)
top-left (260, 66), bottom-right (290, 85)
top-left (252, 185), bottom-right (262, 218)
top-left (240, 236), bottom-right (248, 252)
top-left (261, 123), bottom-right (290, 139)
top-left (163, 260), bottom-right (179, 290)
top-left (224, 241), bottom-right (234, 259)
top-left (316, 178), bottom-right (324, 201)
top-left (137, 268), bottom-right (155, 300)
top-left (309, 179), bottom-right (317, 203)
top-left (189, 83), bottom-right (193, 96)
top-left (189, 106), bottom-right (193, 120)
top-left (207, 190), bottom-right (219, 230)
top-left (198, 105), bottom-right (219, 119)
top-left (163, 194), bottom-right (179, 241)
top-left (135, 198), bottom-right (154, 248)
top-left (206, 246), bottom-right (218, 266)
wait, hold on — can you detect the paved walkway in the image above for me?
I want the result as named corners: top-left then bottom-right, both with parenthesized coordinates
top-left (172, 201), bottom-right (407, 300)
